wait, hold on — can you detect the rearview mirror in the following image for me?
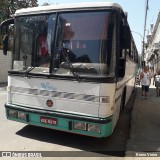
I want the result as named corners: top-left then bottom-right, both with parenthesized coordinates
top-left (0, 18), bottom-right (14, 55)
top-left (2, 34), bottom-right (8, 55)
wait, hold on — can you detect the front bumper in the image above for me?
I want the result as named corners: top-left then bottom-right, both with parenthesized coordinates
top-left (5, 103), bottom-right (113, 138)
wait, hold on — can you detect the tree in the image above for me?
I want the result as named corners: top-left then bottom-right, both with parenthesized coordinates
top-left (42, 2), bottom-right (50, 6)
top-left (0, 0), bottom-right (9, 19)
top-left (0, 0), bottom-right (38, 49)
top-left (0, 0), bottom-right (38, 20)
top-left (9, 0), bottom-right (38, 16)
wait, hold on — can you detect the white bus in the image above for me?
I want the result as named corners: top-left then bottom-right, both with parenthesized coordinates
top-left (1, 2), bottom-right (138, 138)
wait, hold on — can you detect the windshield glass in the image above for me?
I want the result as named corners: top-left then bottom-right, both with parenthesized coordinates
top-left (12, 11), bottom-right (116, 77)
top-left (13, 14), bottom-right (55, 72)
top-left (54, 11), bottom-right (116, 76)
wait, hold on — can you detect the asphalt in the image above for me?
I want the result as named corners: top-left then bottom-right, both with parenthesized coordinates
top-left (0, 82), bottom-right (7, 91)
top-left (126, 79), bottom-right (160, 158)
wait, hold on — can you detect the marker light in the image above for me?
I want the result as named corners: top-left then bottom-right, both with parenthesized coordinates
top-left (87, 124), bottom-right (100, 133)
top-left (17, 111), bottom-right (27, 121)
top-left (73, 122), bottom-right (87, 131)
top-left (99, 96), bottom-right (110, 103)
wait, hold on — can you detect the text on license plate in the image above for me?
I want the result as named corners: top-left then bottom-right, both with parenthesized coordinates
top-left (40, 116), bottom-right (57, 125)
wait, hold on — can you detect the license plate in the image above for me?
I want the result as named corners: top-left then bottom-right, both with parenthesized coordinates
top-left (40, 116), bottom-right (57, 125)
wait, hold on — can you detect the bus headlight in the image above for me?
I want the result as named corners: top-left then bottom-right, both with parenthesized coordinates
top-left (8, 110), bottom-right (17, 118)
top-left (73, 122), bottom-right (87, 131)
top-left (17, 111), bottom-right (27, 121)
top-left (8, 109), bottom-right (27, 121)
top-left (99, 96), bottom-right (110, 103)
top-left (87, 124), bottom-right (100, 133)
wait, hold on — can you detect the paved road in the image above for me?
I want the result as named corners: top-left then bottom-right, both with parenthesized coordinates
top-left (126, 84), bottom-right (160, 157)
top-left (0, 84), bottom-right (135, 158)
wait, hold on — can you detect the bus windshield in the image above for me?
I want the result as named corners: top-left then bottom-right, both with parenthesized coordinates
top-left (12, 11), bottom-right (116, 78)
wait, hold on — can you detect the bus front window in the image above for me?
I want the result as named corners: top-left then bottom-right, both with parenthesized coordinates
top-left (13, 14), bottom-right (55, 71)
top-left (54, 11), bottom-right (116, 77)
top-left (12, 11), bottom-right (116, 78)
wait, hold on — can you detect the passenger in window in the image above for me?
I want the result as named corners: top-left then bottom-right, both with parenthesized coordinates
top-left (38, 26), bottom-right (50, 67)
top-left (3, 34), bottom-right (8, 55)
top-left (39, 33), bottom-right (48, 56)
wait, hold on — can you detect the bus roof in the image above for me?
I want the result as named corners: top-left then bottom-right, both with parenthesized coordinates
top-left (15, 2), bottom-right (124, 16)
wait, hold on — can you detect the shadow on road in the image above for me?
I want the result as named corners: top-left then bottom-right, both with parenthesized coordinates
top-left (15, 89), bottom-right (136, 157)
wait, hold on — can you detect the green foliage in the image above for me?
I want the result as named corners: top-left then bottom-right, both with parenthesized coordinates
top-left (42, 2), bottom-right (50, 6)
top-left (0, 0), bottom-right (38, 20)
top-left (0, 0), bottom-right (38, 49)
top-left (0, 0), bottom-right (8, 20)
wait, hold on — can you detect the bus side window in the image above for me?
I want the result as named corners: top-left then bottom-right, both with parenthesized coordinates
top-left (118, 19), bottom-right (126, 78)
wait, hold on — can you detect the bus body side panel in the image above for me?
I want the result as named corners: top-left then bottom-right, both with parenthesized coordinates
top-left (113, 85), bottom-right (123, 130)
top-left (111, 58), bottom-right (137, 130)
top-left (124, 59), bottom-right (137, 105)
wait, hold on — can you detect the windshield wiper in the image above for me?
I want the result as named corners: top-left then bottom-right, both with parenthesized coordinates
top-left (59, 47), bottom-right (80, 82)
top-left (23, 67), bottom-right (35, 77)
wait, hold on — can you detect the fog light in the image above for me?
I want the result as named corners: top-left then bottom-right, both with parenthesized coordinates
top-left (87, 124), bottom-right (100, 133)
top-left (17, 112), bottom-right (27, 121)
top-left (8, 110), bottom-right (17, 118)
top-left (73, 122), bottom-right (87, 131)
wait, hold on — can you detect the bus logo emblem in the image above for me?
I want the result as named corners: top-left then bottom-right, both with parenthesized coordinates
top-left (46, 100), bottom-right (53, 107)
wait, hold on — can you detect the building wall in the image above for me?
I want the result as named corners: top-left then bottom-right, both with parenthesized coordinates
top-left (0, 50), bottom-right (12, 83)
top-left (145, 11), bottom-right (160, 73)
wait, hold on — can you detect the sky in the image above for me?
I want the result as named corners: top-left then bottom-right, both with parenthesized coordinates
top-left (38, 0), bottom-right (160, 54)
